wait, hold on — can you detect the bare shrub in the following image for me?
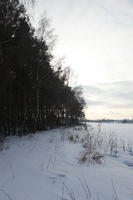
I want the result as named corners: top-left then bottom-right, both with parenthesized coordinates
top-left (92, 152), bottom-right (104, 164)
top-left (127, 141), bottom-right (133, 153)
top-left (108, 134), bottom-right (119, 157)
top-left (79, 150), bottom-right (88, 163)
top-left (79, 124), bottom-right (105, 165)
top-left (68, 134), bottom-right (74, 142)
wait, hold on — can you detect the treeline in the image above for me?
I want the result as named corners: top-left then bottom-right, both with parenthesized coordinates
top-left (0, 0), bottom-right (85, 139)
top-left (85, 119), bottom-right (133, 123)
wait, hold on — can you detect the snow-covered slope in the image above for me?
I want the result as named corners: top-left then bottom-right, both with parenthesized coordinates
top-left (0, 124), bottom-right (133, 200)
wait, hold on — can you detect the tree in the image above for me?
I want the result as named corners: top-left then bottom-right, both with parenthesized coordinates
top-left (0, 0), bottom-right (85, 139)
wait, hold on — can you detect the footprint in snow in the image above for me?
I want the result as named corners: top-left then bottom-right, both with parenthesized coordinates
top-left (57, 173), bottom-right (66, 178)
top-left (48, 176), bottom-right (57, 183)
top-left (123, 160), bottom-right (133, 167)
top-left (129, 152), bottom-right (133, 156)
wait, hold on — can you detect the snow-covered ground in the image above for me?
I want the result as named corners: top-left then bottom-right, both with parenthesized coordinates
top-left (90, 122), bottom-right (133, 142)
top-left (0, 123), bottom-right (133, 200)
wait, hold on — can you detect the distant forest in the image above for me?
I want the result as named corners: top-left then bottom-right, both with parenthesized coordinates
top-left (0, 0), bottom-right (85, 139)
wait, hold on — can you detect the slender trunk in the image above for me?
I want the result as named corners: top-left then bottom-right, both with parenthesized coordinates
top-left (34, 66), bottom-right (40, 132)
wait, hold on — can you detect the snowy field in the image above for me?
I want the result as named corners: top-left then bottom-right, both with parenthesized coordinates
top-left (0, 123), bottom-right (133, 200)
top-left (90, 122), bottom-right (133, 142)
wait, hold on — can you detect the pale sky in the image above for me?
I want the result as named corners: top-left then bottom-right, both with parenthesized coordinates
top-left (32, 0), bottom-right (133, 119)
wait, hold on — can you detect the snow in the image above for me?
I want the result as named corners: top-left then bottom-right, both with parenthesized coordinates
top-left (0, 124), bottom-right (133, 200)
top-left (90, 122), bottom-right (133, 141)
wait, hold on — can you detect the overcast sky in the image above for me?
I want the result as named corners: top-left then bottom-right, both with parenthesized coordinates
top-left (32, 0), bottom-right (133, 119)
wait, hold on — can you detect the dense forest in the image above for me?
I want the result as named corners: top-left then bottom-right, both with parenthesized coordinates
top-left (0, 0), bottom-right (85, 140)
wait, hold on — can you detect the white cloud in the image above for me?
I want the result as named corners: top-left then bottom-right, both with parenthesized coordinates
top-left (84, 81), bottom-right (133, 119)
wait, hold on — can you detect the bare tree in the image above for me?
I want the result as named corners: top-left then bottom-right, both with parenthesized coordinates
top-left (62, 66), bottom-right (78, 87)
top-left (36, 11), bottom-right (57, 51)
top-left (21, 0), bottom-right (35, 7)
